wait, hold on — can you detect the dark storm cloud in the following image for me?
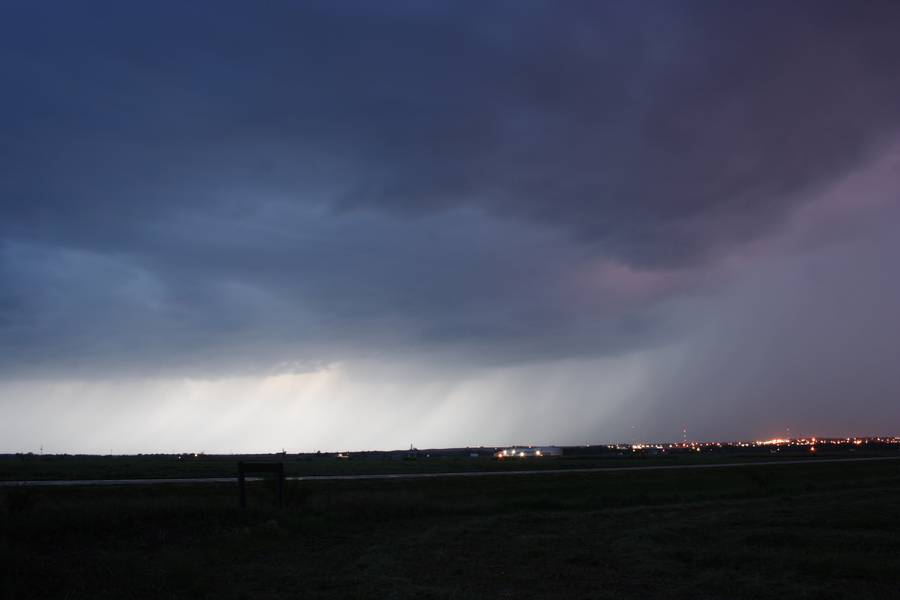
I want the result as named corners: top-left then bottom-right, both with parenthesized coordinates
top-left (2, 0), bottom-right (900, 376)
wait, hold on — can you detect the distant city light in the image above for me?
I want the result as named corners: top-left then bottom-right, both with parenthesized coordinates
top-left (623, 436), bottom-right (899, 452)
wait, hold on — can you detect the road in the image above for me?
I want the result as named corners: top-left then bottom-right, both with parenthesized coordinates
top-left (2, 455), bottom-right (899, 487)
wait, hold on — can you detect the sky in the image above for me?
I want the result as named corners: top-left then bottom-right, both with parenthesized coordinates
top-left (2, 1), bottom-right (900, 453)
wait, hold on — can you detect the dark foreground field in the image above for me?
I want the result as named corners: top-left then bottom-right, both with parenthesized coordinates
top-left (3, 459), bottom-right (900, 599)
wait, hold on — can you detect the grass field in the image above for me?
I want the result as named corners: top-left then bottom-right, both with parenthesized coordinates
top-left (3, 445), bottom-right (896, 481)
top-left (3, 457), bottom-right (900, 599)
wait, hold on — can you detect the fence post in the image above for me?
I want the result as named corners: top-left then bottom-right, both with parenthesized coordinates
top-left (238, 461), bottom-right (247, 508)
top-left (276, 463), bottom-right (284, 508)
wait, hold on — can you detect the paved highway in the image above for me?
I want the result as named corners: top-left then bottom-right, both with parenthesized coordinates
top-left (2, 455), bottom-right (899, 487)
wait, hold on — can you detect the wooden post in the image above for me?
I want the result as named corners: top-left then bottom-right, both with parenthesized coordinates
top-left (276, 463), bottom-right (284, 507)
top-left (238, 462), bottom-right (247, 508)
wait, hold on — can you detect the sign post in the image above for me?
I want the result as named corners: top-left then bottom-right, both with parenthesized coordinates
top-left (237, 461), bottom-right (285, 508)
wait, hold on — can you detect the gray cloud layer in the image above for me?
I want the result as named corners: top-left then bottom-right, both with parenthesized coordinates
top-left (2, 0), bottom-right (900, 430)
